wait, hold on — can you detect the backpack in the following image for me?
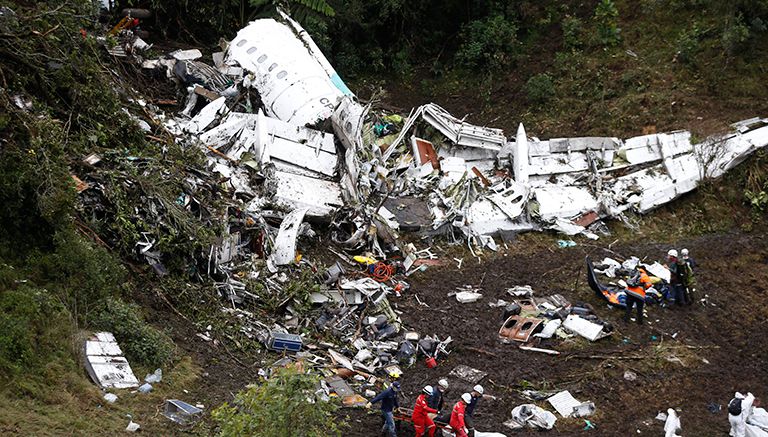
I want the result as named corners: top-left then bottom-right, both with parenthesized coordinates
top-left (728, 397), bottom-right (742, 416)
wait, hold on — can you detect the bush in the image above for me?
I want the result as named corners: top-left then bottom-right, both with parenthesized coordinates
top-left (722, 13), bottom-right (751, 55)
top-left (524, 73), bottom-right (556, 105)
top-left (94, 298), bottom-right (174, 367)
top-left (562, 15), bottom-right (584, 49)
top-left (676, 23), bottom-right (704, 64)
top-left (594, 0), bottom-right (621, 46)
top-left (0, 287), bottom-right (72, 379)
top-left (456, 14), bottom-right (519, 71)
top-left (213, 366), bottom-right (344, 437)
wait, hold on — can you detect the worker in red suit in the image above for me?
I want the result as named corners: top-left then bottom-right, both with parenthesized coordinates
top-left (412, 385), bottom-right (438, 437)
top-left (450, 393), bottom-right (472, 437)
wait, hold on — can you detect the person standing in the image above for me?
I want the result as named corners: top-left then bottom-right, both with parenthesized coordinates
top-left (450, 393), bottom-right (472, 437)
top-left (666, 249), bottom-right (687, 305)
top-left (624, 269), bottom-right (651, 325)
top-left (428, 379), bottom-right (448, 412)
top-left (412, 386), bottom-right (438, 437)
top-left (464, 385), bottom-right (485, 435)
top-left (367, 381), bottom-right (400, 437)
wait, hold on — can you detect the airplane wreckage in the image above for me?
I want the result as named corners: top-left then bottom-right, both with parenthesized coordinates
top-left (181, 13), bottom-right (765, 246)
top-left (113, 9), bottom-right (768, 267)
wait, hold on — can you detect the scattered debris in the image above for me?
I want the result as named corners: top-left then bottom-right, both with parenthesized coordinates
top-left (547, 390), bottom-right (595, 418)
top-left (505, 404), bottom-right (557, 430)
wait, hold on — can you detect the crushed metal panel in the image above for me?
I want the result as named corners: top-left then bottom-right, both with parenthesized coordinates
top-left (449, 364), bottom-right (487, 384)
top-left (487, 182), bottom-right (528, 220)
top-left (464, 199), bottom-right (535, 236)
top-left (226, 18), bottom-right (345, 126)
top-left (498, 316), bottom-right (544, 343)
top-left (84, 332), bottom-right (139, 389)
top-left (420, 103), bottom-right (506, 150)
top-left (270, 208), bottom-right (309, 266)
top-left (268, 170), bottom-right (343, 217)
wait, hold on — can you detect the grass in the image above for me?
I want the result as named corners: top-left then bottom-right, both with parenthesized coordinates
top-left (0, 356), bottom-right (206, 436)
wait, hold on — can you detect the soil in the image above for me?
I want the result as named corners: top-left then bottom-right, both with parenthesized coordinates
top-left (341, 229), bottom-right (768, 436)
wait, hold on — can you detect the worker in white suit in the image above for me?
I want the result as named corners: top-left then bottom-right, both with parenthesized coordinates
top-left (729, 392), bottom-right (768, 437)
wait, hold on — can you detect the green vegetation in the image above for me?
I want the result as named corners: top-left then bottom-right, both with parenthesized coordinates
top-left (213, 366), bottom-right (344, 437)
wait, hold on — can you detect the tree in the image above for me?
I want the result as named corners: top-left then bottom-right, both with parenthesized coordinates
top-left (213, 366), bottom-right (344, 437)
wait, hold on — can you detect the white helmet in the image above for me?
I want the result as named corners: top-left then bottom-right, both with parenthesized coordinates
top-left (681, 248), bottom-right (689, 257)
top-left (473, 385), bottom-right (484, 395)
top-left (667, 249), bottom-right (678, 258)
top-left (461, 393), bottom-right (472, 403)
top-left (438, 379), bottom-right (449, 390)
top-left (423, 385), bottom-right (433, 396)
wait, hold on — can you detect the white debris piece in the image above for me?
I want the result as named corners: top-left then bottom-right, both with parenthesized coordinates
top-left (84, 332), bottom-right (140, 389)
top-left (456, 291), bottom-right (483, 303)
top-left (664, 408), bottom-right (682, 437)
top-left (562, 315), bottom-right (609, 341)
top-left (270, 208), bottom-right (309, 266)
top-left (268, 170), bottom-right (343, 217)
top-left (170, 49), bottom-right (203, 61)
top-left (547, 390), bottom-right (582, 417)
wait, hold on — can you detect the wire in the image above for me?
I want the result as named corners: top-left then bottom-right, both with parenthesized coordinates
top-left (370, 261), bottom-right (395, 282)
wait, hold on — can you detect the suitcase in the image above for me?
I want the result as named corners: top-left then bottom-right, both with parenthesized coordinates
top-left (268, 332), bottom-right (302, 352)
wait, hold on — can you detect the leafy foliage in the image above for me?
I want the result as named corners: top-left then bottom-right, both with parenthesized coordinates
top-left (594, 0), bottom-right (621, 46)
top-left (213, 366), bottom-right (344, 436)
top-left (456, 14), bottom-right (520, 71)
top-left (524, 73), bottom-right (556, 105)
top-left (94, 298), bottom-right (175, 367)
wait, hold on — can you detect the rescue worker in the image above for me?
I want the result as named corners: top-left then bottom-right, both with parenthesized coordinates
top-left (412, 385), bottom-right (438, 437)
top-left (367, 381), bottom-right (400, 437)
top-left (624, 268), bottom-right (652, 325)
top-left (681, 248), bottom-right (697, 269)
top-left (681, 248), bottom-right (697, 304)
top-left (428, 379), bottom-right (448, 412)
top-left (666, 249), bottom-right (688, 305)
top-left (465, 384), bottom-right (484, 435)
top-left (450, 393), bottom-right (472, 437)
top-left (729, 392), bottom-right (756, 437)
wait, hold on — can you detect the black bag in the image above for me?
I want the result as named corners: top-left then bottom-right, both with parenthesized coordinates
top-left (728, 397), bottom-right (742, 416)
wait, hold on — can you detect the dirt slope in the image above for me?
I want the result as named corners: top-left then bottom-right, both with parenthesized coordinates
top-left (344, 230), bottom-right (768, 436)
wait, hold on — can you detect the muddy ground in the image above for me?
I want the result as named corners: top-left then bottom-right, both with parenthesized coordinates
top-left (341, 230), bottom-right (768, 436)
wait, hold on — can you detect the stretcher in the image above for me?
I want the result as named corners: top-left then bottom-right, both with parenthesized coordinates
top-left (393, 407), bottom-right (452, 431)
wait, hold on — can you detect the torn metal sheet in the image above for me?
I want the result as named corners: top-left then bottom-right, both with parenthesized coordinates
top-left (185, 96), bottom-right (227, 134)
top-left (84, 332), bottom-right (140, 389)
top-left (498, 316), bottom-right (544, 343)
top-left (270, 208), bottom-right (309, 266)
